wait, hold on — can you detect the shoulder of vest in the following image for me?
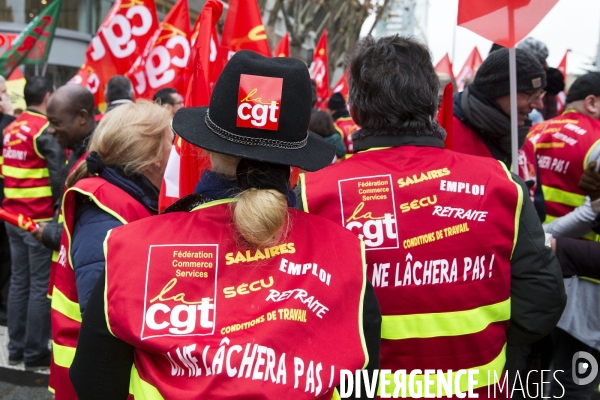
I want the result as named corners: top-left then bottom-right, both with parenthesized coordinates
top-left (162, 194), bottom-right (216, 214)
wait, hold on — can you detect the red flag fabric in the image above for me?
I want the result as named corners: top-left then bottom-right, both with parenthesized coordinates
top-left (221, 0), bottom-right (271, 60)
top-left (331, 70), bottom-right (349, 100)
top-left (557, 50), bottom-right (567, 82)
top-left (455, 47), bottom-right (482, 92)
top-left (274, 33), bottom-right (290, 57)
top-left (0, 207), bottom-right (38, 232)
top-left (435, 53), bottom-right (455, 80)
top-left (188, 0), bottom-right (225, 95)
top-left (457, 0), bottom-right (560, 48)
top-left (158, 1), bottom-right (223, 211)
top-left (437, 82), bottom-right (454, 149)
top-left (70, 0), bottom-right (159, 107)
top-left (556, 50), bottom-right (568, 113)
top-left (312, 29), bottom-right (329, 109)
top-left (126, 0), bottom-right (190, 99)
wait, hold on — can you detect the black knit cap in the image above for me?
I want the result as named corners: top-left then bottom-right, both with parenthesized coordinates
top-left (327, 92), bottom-right (346, 111)
top-left (472, 48), bottom-right (546, 99)
top-left (565, 72), bottom-right (600, 104)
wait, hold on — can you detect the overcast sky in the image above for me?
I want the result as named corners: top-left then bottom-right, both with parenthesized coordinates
top-left (425, 0), bottom-right (600, 75)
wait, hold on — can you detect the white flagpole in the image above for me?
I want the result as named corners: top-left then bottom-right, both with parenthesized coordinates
top-left (509, 47), bottom-right (518, 174)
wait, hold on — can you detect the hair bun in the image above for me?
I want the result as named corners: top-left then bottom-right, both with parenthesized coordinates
top-left (86, 151), bottom-right (105, 174)
top-left (236, 159), bottom-right (290, 196)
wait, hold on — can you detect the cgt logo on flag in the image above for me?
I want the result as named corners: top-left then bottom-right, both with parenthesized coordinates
top-left (236, 74), bottom-right (283, 130)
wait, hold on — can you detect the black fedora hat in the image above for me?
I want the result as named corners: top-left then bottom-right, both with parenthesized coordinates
top-left (172, 50), bottom-right (335, 171)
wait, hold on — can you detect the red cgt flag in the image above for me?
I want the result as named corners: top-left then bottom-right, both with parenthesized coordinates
top-left (159, 0), bottom-right (223, 211)
top-left (557, 50), bottom-right (567, 82)
top-left (457, 0), bottom-right (560, 48)
top-left (312, 29), bottom-right (329, 109)
top-left (221, 0), bottom-right (271, 60)
top-left (70, 0), bottom-right (159, 107)
top-left (331, 70), bottom-right (349, 100)
top-left (274, 33), bottom-right (290, 57)
top-left (435, 53), bottom-right (455, 80)
top-left (455, 47), bottom-right (482, 92)
top-left (189, 0), bottom-right (226, 95)
top-left (126, 0), bottom-right (190, 99)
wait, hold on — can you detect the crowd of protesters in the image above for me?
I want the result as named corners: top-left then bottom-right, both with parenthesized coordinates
top-left (0, 34), bottom-right (600, 399)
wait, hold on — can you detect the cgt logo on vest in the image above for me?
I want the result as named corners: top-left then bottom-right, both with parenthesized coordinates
top-left (236, 74), bottom-right (283, 130)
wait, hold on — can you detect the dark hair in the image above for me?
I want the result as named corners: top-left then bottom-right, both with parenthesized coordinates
top-left (153, 87), bottom-right (178, 106)
top-left (105, 75), bottom-right (133, 103)
top-left (309, 111), bottom-right (338, 137)
top-left (24, 76), bottom-right (54, 107)
top-left (310, 80), bottom-right (317, 108)
top-left (347, 35), bottom-right (444, 139)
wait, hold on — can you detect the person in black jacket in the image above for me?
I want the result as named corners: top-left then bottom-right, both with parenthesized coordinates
top-left (31, 84), bottom-right (97, 250)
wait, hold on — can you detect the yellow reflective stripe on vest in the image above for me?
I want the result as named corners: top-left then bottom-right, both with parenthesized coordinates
top-left (130, 365), bottom-right (164, 399)
top-left (51, 250), bottom-right (58, 262)
top-left (4, 185), bottom-right (52, 199)
top-left (52, 341), bottom-right (76, 368)
top-left (299, 173), bottom-right (309, 213)
top-left (378, 345), bottom-right (506, 397)
top-left (542, 185), bottom-right (586, 208)
top-left (381, 298), bottom-right (510, 340)
top-left (51, 287), bottom-right (82, 323)
top-left (331, 388), bottom-right (341, 400)
top-left (2, 165), bottom-right (50, 179)
top-left (190, 197), bottom-right (236, 211)
top-left (581, 277), bottom-right (600, 284)
top-left (499, 162), bottom-right (523, 258)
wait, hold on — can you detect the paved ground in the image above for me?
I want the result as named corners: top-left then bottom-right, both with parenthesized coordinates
top-left (0, 325), bottom-right (52, 399)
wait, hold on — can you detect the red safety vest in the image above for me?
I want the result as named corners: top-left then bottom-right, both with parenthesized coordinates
top-left (531, 111), bottom-right (600, 241)
top-left (2, 110), bottom-right (54, 221)
top-left (48, 152), bottom-right (88, 300)
top-left (334, 116), bottom-right (359, 154)
top-left (453, 116), bottom-right (538, 201)
top-left (49, 177), bottom-right (153, 400)
top-left (104, 200), bottom-right (367, 399)
top-left (301, 146), bottom-right (521, 397)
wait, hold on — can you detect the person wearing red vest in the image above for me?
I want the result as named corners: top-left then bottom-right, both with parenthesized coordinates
top-left (298, 36), bottom-right (565, 398)
top-left (2, 76), bottom-right (66, 370)
top-left (48, 101), bottom-right (173, 400)
top-left (327, 92), bottom-right (359, 154)
top-left (71, 51), bottom-right (380, 400)
top-left (530, 72), bottom-right (600, 398)
top-left (452, 48), bottom-right (548, 222)
top-left (31, 84), bottom-right (97, 253)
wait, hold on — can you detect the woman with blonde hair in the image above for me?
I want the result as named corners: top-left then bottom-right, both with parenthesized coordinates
top-left (71, 51), bottom-right (381, 399)
top-left (49, 100), bottom-right (172, 400)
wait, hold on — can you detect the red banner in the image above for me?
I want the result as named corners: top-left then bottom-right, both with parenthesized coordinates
top-left (188, 0), bottom-right (225, 95)
top-left (126, 0), bottom-right (190, 99)
top-left (435, 53), bottom-right (455, 80)
top-left (455, 47), bottom-right (482, 92)
top-left (274, 33), bottom-right (290, 57)
top-left (221, 0), bottom-right (271, 60)
top-left (70, 0), bottom-right (159, 106)
top-left (458, 0), bottom-right (559, 48)
top-left (331, 70), bottom-right (349, 100)
top-left (312, 29), bottom-right (329, 108)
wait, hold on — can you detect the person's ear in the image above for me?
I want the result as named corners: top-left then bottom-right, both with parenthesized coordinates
top-left (584, 95), bottom-right (599, 115)
top-left (77, 109), bottom-right (90, 126)
top-left (350, 106), bottom-right (361, 126)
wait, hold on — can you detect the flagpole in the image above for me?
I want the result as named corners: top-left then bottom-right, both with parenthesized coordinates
top-left (509, 8), bottom-right (518, 174)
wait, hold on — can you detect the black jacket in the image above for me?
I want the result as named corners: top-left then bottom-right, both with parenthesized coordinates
top-left (41, 130), bottom-right (93, 251)
top-left (296, 134), bottom-right (566, 368)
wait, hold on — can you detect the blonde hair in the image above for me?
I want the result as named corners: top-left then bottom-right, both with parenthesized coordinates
top-left (67, 100), bottom-right (172, 187)
top-left (233, 188), bottom-right (288, 247)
